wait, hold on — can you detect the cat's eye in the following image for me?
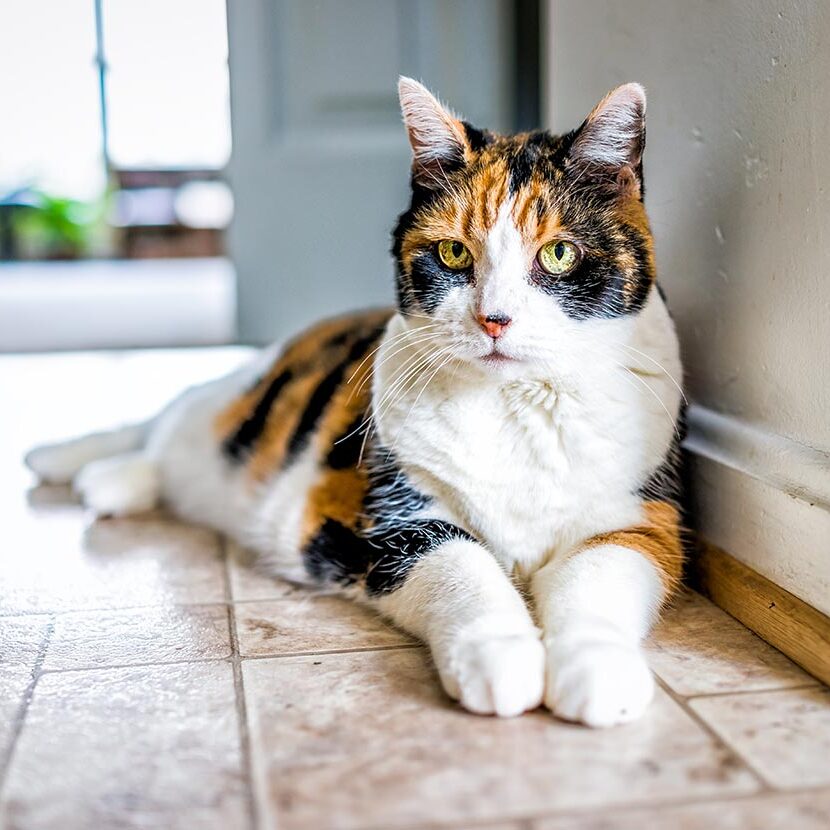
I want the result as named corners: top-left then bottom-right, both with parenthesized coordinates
top-left (437, 239), bottom-right (473, 270)
top-left (538, 240), bottom-right (579, 275)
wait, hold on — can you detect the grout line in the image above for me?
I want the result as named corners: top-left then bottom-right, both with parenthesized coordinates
top-left (354, 783), bottom-right (830, 830)
top-left (358, 817), bottom-right (537, 830)
top-left (682, 682), bottom-right (823, 700)
top-left (654, 675), bottom-right (770, 791)
top-left (510, 786), bottom-right (830, 829)
top-left (683, 685), bottom-right (830, 791)
top-left (0, 593), bottom-right (341, 619)
top-left (222, 539), bottom-right (261, 830)
top-left (0, 616), bottom-right (55, 798)
top-left (38, 654), bottom-right (230, 676)
top-left (0, 600), bottom-right (230, 618)
top-left (27, 637), bottom-right (422, 677)
top-left (239, 642), bottom-right (424, 661)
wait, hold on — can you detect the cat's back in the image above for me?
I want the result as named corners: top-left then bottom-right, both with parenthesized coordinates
top-left (150, 307), bottom-right (392, 540)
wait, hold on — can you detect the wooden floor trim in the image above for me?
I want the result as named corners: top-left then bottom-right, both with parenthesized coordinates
top-left (692, 542), bottom-right (830, 687)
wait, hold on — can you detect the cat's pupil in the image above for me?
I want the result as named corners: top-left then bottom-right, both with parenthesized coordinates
top-left (451, 241), bottom-right (464, 258)
top-left (554, 241), bottom-right (565, 260)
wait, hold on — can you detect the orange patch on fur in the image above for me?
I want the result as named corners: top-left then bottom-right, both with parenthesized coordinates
top-left (247, 368), bottom-right (326, 481)
top-left (400, 155), bottom-right (517, 271)
top-left (301, 467), bottom-right (368, 546)
top-left (299, 334), bottom-right (378, 545)
top-left (585, 501), bottom-right (684, 600)
top-left (213, 309), bottom-right (391, 481)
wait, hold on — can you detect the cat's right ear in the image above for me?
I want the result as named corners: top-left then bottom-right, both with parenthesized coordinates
top-left (567, 83), bottom-right (647, 198)
top-left (398, 77), bottom-right (467, 188)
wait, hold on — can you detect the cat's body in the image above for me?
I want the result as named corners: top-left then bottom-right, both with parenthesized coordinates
top-left (27, 79), bottom-right (685, 727)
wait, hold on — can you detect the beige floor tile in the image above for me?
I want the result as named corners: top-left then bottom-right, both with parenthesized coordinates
top-left (243, 649), bottom-right (757, 830)
top-left (533, 789), bottom-right (830, 829)
top-left (235, 595), bottom-right (415, 657)
top-left (0, 668), bottom-right (32, 766)
top-left (0, 662), bottom-right (248, 830)
top-left (690, 686), bottom-right (830, 789)
top-left (647, 590), bottom-right (814, 696)
top-left (42, 604), bottom-right (231, 671)
top-left (1, 615), bottom-right (51, 670)
top-left (408, 824), bottom-right (525, 830)
top-left (226, 540), bottom-right (305, 602)
top-left (0, 616), bottom-right (50, 759)
top-left (1, 509), bottom-right (226, 614)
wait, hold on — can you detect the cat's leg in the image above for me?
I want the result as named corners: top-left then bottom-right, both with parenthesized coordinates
top-left (25, 422), bottom-right (149, 484)
top-left (363, 531), bottom-right (544, 717)
top-left (74, 451), bottom-right (160, 516)
top-left (532, 502), bottom-right (683, 727)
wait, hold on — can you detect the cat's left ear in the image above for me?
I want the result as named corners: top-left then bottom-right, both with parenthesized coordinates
top-left (568, 83), bottom-right (646, 198)
top-left (398, 77), bottom-right (469, 188)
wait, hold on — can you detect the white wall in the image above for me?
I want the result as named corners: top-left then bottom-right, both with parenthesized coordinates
top-left (547, 0), bottom-right (830, 612)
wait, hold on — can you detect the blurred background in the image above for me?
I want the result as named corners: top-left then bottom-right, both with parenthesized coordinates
top-left (0, 0), bottom-right (540, 352)
top-left (2, 0), bottom-right (827, 615)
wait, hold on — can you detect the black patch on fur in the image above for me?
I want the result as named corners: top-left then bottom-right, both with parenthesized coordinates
top-left (362, 449), bottom-right (431, 531)
top-left (638, 408), bottom-right (687, 509)
top-left (409, 251), bottom-right (471, 314)
top-left (324, 329), bottom-right (352, 349)
top-left (326, 412), bottom-right (368, 470)
top-left (283, 330), bottom-right (382, 467)
top-left (461, 121), bottom-right (492, 153)
top-left (305, 444), bottom-right (465, 594)
top-left (304, 519), bottom-right (373, 587)
top-left (222, 368), bottom-right (293, 462)
top-left (618, 224), bottom-right (652, 314)
top-left (507, 132), bottom-right (549, 193)
top-left (530, 214), bottom-right (653, 320)
top-left (304, 518), bottom-right (475, 596)
top-left (508, 130), bottom-right (576, 195)
top-left (364, 520), bottom-right (475, 594)
top-left (531, 255), bottom-right (628, 320)
top-left (639, 406), bottom-right (692, 575)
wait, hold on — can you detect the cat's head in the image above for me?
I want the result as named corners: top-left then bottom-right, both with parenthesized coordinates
top-left (392, 78), bottom-right (655, 373)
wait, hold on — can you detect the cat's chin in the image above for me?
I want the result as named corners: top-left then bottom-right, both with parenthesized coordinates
top-left (480, 352), bottom-right (516, 365)
top-left (474, 350), bottom-right (531, 379)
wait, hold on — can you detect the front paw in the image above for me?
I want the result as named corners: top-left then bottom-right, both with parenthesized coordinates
top-left (440, 632), bottom-right (545, 718)
top-left (545, 641), bottom-right (654, 727)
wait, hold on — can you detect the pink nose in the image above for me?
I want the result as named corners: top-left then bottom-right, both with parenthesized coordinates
top-left (478, 312), bottom-right (512, 339)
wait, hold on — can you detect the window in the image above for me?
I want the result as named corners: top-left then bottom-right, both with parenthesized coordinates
top-left (104, 0), bottom-right (231, 170)
top-left (0, 0), bottom-right (103, 201)
top-left (0, 0), bottom-right (231, 202)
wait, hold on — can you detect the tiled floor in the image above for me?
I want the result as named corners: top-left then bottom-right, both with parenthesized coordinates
top-left (1, 349), bottom-right (828, 830)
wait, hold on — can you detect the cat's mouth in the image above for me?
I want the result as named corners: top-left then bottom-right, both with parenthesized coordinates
top-left (480, 349), bottom-right (519, 366)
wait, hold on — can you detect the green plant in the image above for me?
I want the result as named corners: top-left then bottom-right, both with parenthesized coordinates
top-left (13, 190), bottom-right (101, 259)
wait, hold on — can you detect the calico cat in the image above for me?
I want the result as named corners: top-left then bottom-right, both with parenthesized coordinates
top-left (26, 78), bottom-right (684, 727)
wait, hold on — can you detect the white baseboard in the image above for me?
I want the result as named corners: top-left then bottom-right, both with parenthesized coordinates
top-left (684, 404), bottom-right (830, 616)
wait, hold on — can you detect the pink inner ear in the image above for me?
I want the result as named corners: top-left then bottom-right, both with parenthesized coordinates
top-left (616, 166), bottom-right (641, 199)
top-left (572, 83), bottom-right (646, 170)
top-left (398, 77), bottom-right (467, 180)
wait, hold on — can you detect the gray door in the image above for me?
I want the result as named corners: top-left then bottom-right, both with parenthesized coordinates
top-left (226, 0), bottom-right (517, 344)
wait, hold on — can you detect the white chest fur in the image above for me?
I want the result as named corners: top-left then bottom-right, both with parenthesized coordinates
top-left (373, 296), bottom-right (681, 570)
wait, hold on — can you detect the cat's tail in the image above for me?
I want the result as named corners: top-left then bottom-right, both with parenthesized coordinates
top-left (25, 421), bottom-right (150, 485)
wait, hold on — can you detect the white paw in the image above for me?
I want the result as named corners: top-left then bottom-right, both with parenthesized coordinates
top-left (545, 641), bottom-right (654, 728)
top-left (440, 632), bottom-right (545, 717)
top-left (74, 453), bottom-right (159, 516)
top-left (25, 442), bottom-right (87, 484)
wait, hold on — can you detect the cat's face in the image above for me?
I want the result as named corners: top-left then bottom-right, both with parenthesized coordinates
top-left (392, 78), bottom-right (655, 375)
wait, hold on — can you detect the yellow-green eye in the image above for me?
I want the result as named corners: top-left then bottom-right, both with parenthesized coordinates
top-left (538, 240), bottom-right (579, 275)
top-left (437, 239), bottom-right (473, 270)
